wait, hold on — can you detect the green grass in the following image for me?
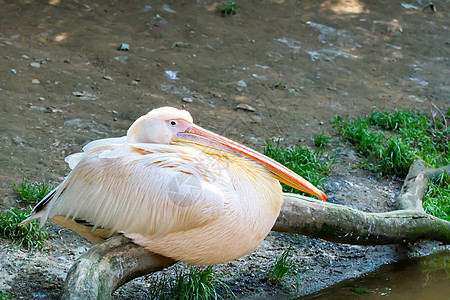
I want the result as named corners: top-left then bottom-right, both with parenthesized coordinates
top-left (313, 132), bottom-right (331, 148)
top-left (268, 248), bottom-right (297, 285)
top-left (216, 1), bottom-right (238, 15)
top-left (0, 292), bottom-right (11, 300)
top-left (333, 110), bottom-right (449, 176)
top-left (423, 172), bottom-right (450, 221)
top-left (148, 265), bottom-right (235, 299)
top-left (334, 109), bottom-right (449, 220)
top-left (0, 177), bottom-right (53, 249)
top-left (264, 141), bottom-right (333, 196)
top-left (14, 176), bottom-right (56, 206)
top-left (272, 81), bottom-right (286, 89)
top-left (0, 206), bottom-right (49, 249)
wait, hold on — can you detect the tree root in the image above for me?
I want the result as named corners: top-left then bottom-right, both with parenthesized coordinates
top-left (61, 160), bottom-right (449, 299)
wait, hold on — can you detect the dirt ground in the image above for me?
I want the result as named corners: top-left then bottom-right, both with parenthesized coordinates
top-left (0, 0), bottom-right (449, 299)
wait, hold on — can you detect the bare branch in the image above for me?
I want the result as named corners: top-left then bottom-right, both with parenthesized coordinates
top-left (273, 160), bottom-right (450, 244)
top-left (273, 194), bottom-right (450, 245)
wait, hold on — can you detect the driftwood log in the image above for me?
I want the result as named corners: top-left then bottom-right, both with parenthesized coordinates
top-left (62, 160), bottom-right (450, 299)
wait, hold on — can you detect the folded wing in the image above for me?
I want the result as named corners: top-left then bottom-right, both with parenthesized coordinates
top-left (24, 141), bottom-right (226, 241)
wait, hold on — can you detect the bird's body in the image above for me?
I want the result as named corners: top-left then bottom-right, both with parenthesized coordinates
top-left (23, 107), bottom-right (325, 265)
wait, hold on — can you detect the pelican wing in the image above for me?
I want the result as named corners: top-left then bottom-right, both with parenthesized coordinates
top-left (65, 136), bottom-right (127, 169)
top-left (82, 136), bottom-right (127, 152)
top-left (38, 143), bottom-right (227, 239)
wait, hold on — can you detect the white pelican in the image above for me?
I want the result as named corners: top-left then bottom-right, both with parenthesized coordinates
top-left (22, 107), bottom-right (326, 265)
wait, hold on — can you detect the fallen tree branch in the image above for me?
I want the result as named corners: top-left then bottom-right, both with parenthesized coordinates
top-left (61, 235), bottom-right (176, 300)
top-left (273, 160), bottom-right (450, 244)
top-left (397, 159), bottom-right (449, 211)
top-left (273, 195), bottom-right (450, 245)
top-left (61, 160), bottom-right (449, 298)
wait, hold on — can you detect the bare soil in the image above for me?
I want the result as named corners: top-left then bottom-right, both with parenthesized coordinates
top-left (0, 0), bottom-right (449, 299)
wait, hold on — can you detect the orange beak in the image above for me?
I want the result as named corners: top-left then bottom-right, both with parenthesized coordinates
top-left (174, 123), bottom-right (326, 201)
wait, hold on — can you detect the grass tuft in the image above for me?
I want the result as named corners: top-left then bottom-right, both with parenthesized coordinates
top-left (334, 110), bottom-right (449, 221)
top-left (264, 141), bottom-right (333, 196)
top-left (269, 248), bottom-right (297, 285)
top-left (216, 1), bottom-right (238, 15)
top-left (272, 81), bottom-right (286, 89)
top-left (0, 292), bottom-right (12, 300)
top-left (378, 136), bottom-right (415, 176)
top-left (0, 292), bottom-right (13, 300)
top-left (423, 172), bottom-right (450, 221)
top-left (14, 176), bottom-right (55, 206)
top-left (0, 206), bottom-right (49, 249)
top-left (334, 110), bottom-right (449, 176)
top-left (313, 131), bottom-right (331, 148)
top-left (149, 265), bottom-right (234, 299)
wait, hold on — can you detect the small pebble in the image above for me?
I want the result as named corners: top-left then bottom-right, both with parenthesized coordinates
top-left (171, 41), bottom-right (190, 48)
top-left (29, 62), bottom-right (41, 68)
top-left (32, 79), bottom-right (40, 84)
top-left (143, 5), bottom-right (152, 12)
top-left (45, 107), bottom-right (63, 113)
top-left (237, 80), bottom-right (247, 87)
top-left (182, 97), bottom-right (193, 103)
top-left (235, 103), bottom-right (255, 112)
top-left (252, 115), bottom-right (263, 122)
top-left (117, 43), bottom-right (130, 51)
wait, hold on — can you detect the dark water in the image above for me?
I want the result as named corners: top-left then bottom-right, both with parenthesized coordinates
top-left (304, 251), bottom-right (450, 300)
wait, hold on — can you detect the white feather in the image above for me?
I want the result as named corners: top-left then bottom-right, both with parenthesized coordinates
top-left (65, 136), bottom-right (127, 169)
top-left (43, 144), bottom-right (227, 238)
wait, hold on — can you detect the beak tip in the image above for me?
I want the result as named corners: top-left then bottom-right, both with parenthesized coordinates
top-left (320, 191), bottom-right (327, 202)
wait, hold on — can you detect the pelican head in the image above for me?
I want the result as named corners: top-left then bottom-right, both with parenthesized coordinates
top-left (127, 107), bottom-right (194, 144)
top-left (127, 106), bottom-right (326, 201)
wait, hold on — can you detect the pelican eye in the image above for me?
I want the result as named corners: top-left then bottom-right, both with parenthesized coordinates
top-left (170, 120), bottom-right (178, 126)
